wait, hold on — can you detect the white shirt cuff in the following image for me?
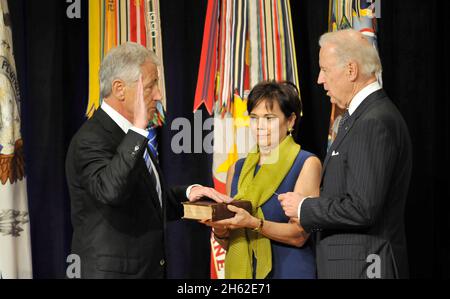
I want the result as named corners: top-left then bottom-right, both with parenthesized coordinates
top-left (297, 196), bottom-right (311, 220)
top-left (130, 127), bottom-right (149, 138)
top-left (186, 184), bottom-right (202, 199)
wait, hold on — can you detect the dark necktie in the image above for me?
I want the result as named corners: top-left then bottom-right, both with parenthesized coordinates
top-left (338, 110), bottom-right (350, 130)
top-left (327, 110), bottom-right (351, 152)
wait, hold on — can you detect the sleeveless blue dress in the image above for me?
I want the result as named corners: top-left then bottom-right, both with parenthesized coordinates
top-left (231, 150), bottom-right (316, 279)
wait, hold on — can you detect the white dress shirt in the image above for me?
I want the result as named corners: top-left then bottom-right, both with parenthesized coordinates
top-left (348, 81), bottom-right (382, 116)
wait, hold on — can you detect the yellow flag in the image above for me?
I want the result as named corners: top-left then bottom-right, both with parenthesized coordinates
top-left (87, 0), bottom-right (102, 118)
top-left (104, 0), bottom-right (117, 55)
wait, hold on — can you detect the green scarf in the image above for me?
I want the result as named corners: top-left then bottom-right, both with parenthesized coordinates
top-left (225, 135), bottom-right (300, 279)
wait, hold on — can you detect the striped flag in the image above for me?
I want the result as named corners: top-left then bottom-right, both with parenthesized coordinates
top-left (193, 0), bottom-right (219, 115)
top-left (0, 0), bottom-right (33, 279)
top-left (193, 0), bottom-right (300, 279)
top-left (87, 0), bottom-right (166, 126)
top-left (146, 0), bottom-right (166, 115)
top-left (327, 0), bottom-right (381, 148)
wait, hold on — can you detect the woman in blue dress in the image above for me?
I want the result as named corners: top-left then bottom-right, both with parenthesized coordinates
top-left (204, 81), bottom-right (322, 279)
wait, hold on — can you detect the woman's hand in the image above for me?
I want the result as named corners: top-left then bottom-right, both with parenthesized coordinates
top-left (208, 205), bottom-right (259, 230)
top-left (199, 220), bottom-right (229, 238)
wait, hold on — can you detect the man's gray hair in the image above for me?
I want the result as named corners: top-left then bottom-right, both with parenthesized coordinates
top-left (99, 42), bottom-right (159, 99)
top-left (319, 29), bottom-right (382, 77)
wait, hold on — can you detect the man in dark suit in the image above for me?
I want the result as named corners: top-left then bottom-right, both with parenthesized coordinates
top-left (279, 29), bottom-right (412, 279)
top-left (66, 42), bottom-right (228, 278)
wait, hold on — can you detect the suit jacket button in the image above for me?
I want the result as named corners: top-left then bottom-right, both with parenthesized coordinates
top-left (160, 259), bottom-right (165, 266)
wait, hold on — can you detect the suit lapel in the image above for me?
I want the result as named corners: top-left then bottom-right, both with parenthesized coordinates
top-left (94, 108), bottom-right (126, 144)
top-left (321, 115), bottom-right (357, 173)
top-left (321, 89), bottom-right (386, 181)
top-left (146, 148), bottom-right (168, 212)
top-left (139, 154), bottom-right (163, 220)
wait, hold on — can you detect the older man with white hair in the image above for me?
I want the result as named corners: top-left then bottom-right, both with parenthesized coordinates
top-left (279, 29), bottom-right (412, 279)
top-left (66, 42), bottom-right (228, 278)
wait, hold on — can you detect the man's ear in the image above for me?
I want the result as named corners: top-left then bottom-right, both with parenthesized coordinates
top-left (111, 79), bottom-right (126, 101)
top-left (346, 61), bottom-right (359, 82)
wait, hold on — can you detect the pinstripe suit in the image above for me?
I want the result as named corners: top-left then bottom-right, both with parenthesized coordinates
top-left (300, 89), bottom-right (412, 279)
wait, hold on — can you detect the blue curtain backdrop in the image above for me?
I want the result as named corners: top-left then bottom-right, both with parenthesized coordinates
top-left (8, 0), bottom-right (450, 278)
top-left (9, 0), bottom-right (87, 278)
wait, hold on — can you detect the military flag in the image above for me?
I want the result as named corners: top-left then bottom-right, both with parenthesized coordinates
top-left (87, 0), bottom-right (166, 126)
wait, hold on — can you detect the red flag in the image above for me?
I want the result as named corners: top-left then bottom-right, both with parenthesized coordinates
top-left (193, 0), bottom-right (220, 115)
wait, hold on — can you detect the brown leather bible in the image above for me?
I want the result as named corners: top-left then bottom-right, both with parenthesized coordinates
top-left (182, 199), bottom-right (253, 221)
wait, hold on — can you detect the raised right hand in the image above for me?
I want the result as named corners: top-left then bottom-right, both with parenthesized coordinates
top-left (133, 75), bottom-right (149, 129)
